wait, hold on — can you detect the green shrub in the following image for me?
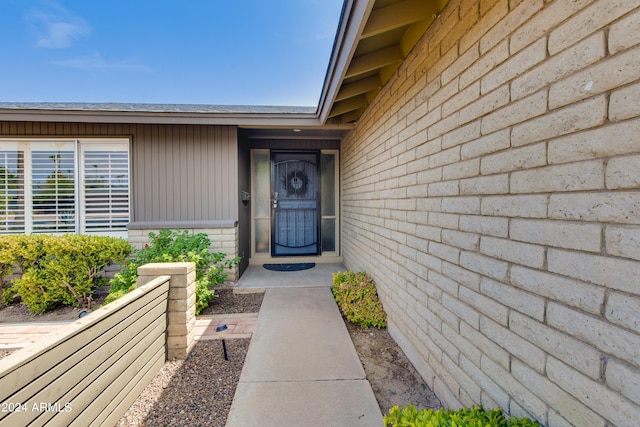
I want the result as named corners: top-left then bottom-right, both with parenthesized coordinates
top-left (332, 270), bottom-right (387, 328)
top-left (383, 405), bottom-right (540, 427)
top-left (0, 235), bottom-right (24, 304)
top-left (0, 234), bottom-right (131, 313)
top-left (195, 275), bottom-right (216, 314)
top-left (103, 288), bottom-right (130, 305)
top-left (108, 229), bottom-right (239, 314)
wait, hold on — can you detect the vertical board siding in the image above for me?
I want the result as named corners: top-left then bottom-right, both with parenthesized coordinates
top-left (0, 277), bottom-right (169, 427)
top-left (0, 122), bottom-right (239, 223)
top-left (134, 123), bottom-right (238, 222)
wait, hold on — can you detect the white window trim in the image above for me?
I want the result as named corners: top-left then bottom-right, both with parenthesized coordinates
top-left (0, 138), bottom-right (131, 237)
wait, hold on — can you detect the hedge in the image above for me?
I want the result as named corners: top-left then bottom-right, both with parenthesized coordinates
top-left (0, 234), bottom-right (131, 313)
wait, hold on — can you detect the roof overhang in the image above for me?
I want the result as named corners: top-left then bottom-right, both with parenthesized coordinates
top-left (0, 103), bottom-right (322, 126)
top-left (319, 0), bottom-right (450, 124)
top-left (0, 0), bottom-right (449, 136)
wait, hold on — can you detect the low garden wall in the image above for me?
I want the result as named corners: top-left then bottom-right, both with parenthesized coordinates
top-left (128, 222), bottom-right (240, 281)
top-left (0, 262), bottom-right (195, 427)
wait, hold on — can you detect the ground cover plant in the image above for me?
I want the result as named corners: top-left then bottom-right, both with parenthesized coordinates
top-left (0, 234), bottom-right (131, 313)
top-left (384, 405), bottom-right (540, 427)
top-left (107, 229), bottom-right (239, 314)
top-left (332, 270), bottom-right (387, 328)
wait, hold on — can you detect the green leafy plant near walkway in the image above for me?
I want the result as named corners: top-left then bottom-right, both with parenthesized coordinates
top-left (107, 229), bottom-right (239, 314)
top-left (332, 270), bottom-right (387, 328)
top-left (384, 404), bottom-right (540, 427)
top-left (0, 234), bottom-right (131, 313)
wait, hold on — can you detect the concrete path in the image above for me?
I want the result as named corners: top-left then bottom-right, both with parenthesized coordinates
top-left (226, 286), bottom-right (383, 427)
top-left (235, 262), bottom-right (345, 288)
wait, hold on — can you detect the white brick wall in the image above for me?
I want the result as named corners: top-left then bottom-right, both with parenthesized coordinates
top-left (341, 0), bottom-right (640, 425)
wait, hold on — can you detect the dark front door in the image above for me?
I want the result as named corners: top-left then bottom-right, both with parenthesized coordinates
top-left (271, 152), bottom-right (320, 256)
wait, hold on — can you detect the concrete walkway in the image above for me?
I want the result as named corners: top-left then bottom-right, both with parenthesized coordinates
top-left (226, 277), bottom-right (383, 426)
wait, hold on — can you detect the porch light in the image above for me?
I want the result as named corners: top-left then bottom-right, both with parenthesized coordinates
top-left (216, 324), bottom-right (229, 360)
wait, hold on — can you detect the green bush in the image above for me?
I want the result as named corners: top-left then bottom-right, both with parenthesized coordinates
top-left (0, 234), bottom-right (131, 313)
top-left (383, 405), bottom-right (540, 427)
top-left (108, 229), bottom-right (239, 314)
top-left (332, 270), bottom-right (387, 328)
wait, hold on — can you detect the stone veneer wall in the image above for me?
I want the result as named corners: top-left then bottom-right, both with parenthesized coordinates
top-left (340, 1), bottom-right (640, 426)
top-left (128, 225), bottom-right (239, 281)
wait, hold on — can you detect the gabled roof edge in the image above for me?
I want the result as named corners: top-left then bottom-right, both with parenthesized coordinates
top-left (317, 0), bottom-right (375, 124)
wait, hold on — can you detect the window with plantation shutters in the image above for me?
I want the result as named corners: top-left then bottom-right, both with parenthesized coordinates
top-left (80, 142), bottom-right (130, 235)
top-left (0, 139), bottom-right (130, 237)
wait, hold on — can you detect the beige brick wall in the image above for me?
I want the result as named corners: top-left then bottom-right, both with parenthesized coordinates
top-left (128, 226), bottom-right (239, 281)
top-left (341, 0), bottom-right (640, 425)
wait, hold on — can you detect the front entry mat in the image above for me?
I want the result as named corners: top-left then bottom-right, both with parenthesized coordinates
top-left (263, 263), bottom-right (316, 272)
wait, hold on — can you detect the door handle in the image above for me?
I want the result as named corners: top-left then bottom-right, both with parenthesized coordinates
top-left (272, 192), bottom-right (279, 209)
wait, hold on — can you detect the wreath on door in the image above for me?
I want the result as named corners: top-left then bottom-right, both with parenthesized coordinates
top-left (281, 169), bottom-right (309, 197)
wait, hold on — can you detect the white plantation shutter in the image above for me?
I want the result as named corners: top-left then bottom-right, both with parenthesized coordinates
top-left (30, 143), bottom-right (76, 233)
top-left (0, 139), bottom-right (130, 236)
top-left (0, 149), bottom-right (25, 233)
top-left (80, 141), bottom-right (130, 236)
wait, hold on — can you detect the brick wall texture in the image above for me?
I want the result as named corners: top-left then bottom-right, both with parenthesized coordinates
top-left (340, 0), bottom-right (640, 425)
top-left (128, 227), bottom-right (239, 280)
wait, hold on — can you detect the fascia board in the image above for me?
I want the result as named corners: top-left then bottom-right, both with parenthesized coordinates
top-left (317, 0), bottom-right (376, 124)
top-left (0, 108), bottom-right (326, 127)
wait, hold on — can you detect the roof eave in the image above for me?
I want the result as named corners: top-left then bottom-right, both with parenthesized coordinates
top-left (0, 106), bottom-right (331, 127)
top-left (317, 0), bottom-right (375, 125)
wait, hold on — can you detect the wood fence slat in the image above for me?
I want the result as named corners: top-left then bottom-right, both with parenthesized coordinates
top-left (0, 285), bottom-right (168, 414)
top-left (2, 312), bottom-right (166, 426)
top-left (0, 264), bottom-right (195, 427)
top-left (96, 347), bottom-right (165, 427)
top-left (0, 277), bottom-right (171, 427)
top-left (0, 280), bottom-right (169, 403)
top-left (26, 316), bottom-right (167, 427)
top-left (67, 335), bottom-right (165, 427)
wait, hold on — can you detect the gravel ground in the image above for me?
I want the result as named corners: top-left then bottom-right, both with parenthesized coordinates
top-left (199, 288), bottom-right (264, 315)
top-left (116, 289), bottom-right (260, 426)
top-left (116, 339), bottom-right (250, 427)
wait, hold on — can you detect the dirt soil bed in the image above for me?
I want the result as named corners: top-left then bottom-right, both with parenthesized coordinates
top-left (0, 295), bottom-right (107, 322)
top-left (1, 288), bottom-right (441, 425)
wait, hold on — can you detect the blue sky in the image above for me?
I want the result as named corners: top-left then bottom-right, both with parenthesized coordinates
top-left (0, 0), bottom-right (344, 106)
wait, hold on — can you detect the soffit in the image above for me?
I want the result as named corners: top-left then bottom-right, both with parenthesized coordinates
top-left (325, 0), bottom-right (450, 124)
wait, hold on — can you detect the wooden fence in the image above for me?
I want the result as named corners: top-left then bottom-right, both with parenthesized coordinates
top-left (0, 262), bottom-right (195, 426)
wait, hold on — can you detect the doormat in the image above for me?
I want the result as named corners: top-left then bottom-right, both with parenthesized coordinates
top-left (263, 263), bottom-right (316, 272)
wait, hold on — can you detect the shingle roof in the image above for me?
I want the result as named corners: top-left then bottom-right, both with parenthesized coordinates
top-left (0, 102), bottom-right (316, 115)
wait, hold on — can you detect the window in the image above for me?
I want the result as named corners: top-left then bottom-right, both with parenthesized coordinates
top-left (0, 139), bottom-right (130, 237)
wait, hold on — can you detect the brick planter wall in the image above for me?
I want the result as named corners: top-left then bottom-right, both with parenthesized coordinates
top-left (128, 225), bottom-right (239, 281)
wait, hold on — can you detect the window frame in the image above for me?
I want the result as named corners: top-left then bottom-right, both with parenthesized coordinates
top-left (0, 138), bottom-right (131, 237)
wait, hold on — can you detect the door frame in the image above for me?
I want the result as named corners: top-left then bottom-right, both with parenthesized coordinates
top-left (249, 148), bottom-right (341, 264)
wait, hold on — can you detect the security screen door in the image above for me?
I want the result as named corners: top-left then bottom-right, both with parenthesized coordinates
top-left (271, 152), bottom-right (319, 256)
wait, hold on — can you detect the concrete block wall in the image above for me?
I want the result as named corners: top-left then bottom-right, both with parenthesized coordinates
top-left (137, 263), bottom-right (196, 361)
top-left (340, 0), bottom-right (640, 425)
top-left (128, 226), bottom-right (239, 280)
